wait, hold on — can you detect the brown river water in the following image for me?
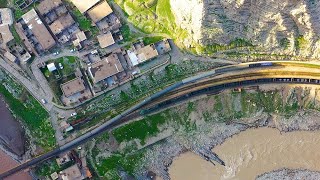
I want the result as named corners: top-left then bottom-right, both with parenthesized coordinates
top-left (169, 128), bottom-right (320, 180)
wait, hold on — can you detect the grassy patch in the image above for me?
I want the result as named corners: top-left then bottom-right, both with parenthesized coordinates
top-left (142, 36), bottom-right (163, 45)
top-left (195, 38), bottom-right (253, 55)
top-left (71, 8), bottom-right (91, 31)
top-left (0, 77), bottom-right (56, 152)
top-left (112, 113), bottom-right (166, 145)
top-left (0, 0), bottom-right (7, 8)
top-left (295, 35), bottom-right (308, 51)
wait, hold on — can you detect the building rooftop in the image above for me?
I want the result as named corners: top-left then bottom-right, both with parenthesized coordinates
top-left (0, 25), bottom-right (14, 46)
top-left (87, 1), bottom-right (113, 23)
top-left (4, 51), bottom-right (16, 62)
top-left (0, 8), bottom-right (13, 26)
top-left (97, 32), bottom-right (115, 48)
top-left (88, 53), bottom-right (124, 83)
top-left (76, 31), bottom-right (86, 42)
top-left (21, 9), bottom-right (56, 50)
top-left (49, 13), bottom-right (75, 35)
top-left (61, 77), bottom-right (86, 97)
top-left (70, 0), bottom-right (100, 14)
top-left (136, 44), bottom-right (159, 63)
top-left (61, 164), bottom-right (83, 180)
top-left (47, 63), bottom-right (57, 72)
top-left (37, 0), bottom-right (62, 15)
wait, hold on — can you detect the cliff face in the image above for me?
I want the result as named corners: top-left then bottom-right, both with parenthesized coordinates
top-left (170, 0), bottom-right (320, 58)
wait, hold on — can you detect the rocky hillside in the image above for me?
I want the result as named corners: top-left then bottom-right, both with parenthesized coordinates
top-left (170, 0), bottom-right (320, 58)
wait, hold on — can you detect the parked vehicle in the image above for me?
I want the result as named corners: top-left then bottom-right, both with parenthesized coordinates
top-left (41, 99), bottom-right (47, 104)
top-left (71, 112), bottom-right (77, 117)
top-left (59, 63), bottom-right (63, 69)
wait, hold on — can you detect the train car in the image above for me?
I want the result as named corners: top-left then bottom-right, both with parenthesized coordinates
top-left (249, 62), bottom-right (273, 68)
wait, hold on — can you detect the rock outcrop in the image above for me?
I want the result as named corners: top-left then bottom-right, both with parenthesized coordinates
top-left (170, 0), bottom-right (320, 58)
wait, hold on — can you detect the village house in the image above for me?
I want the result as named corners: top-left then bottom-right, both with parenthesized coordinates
top-left (97, 31), bottom-right (115, 49)
top-left (87, 1), bottom-right (121, 33)
top-left (72, 31), bottom-right (87, 49)
top-left (127, 39), bottom-right (172, 67)
top-left (0, 25), bottom-right (14, 49)
top-left (37, 0), bottom-right (79, 44)
top-left (60, 164), bottom-right (85, 180)
top-left (16, 9), bottom-right (56, 56)
top-left (70, 0), bottom-right (100, 14)
top-left (88, 53), bottom-right (124, 84)
top-left (0, 12), bottom-right (32, 63)
top-left (60, 77), bottom-right (86, 98)
top-left (0, 8), bottom-right (13, 26)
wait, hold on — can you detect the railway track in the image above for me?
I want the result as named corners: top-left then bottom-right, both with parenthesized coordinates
top-left (2, 62), bottom-right (320, 179)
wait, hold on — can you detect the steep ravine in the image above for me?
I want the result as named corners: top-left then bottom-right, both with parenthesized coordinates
top-left (170, 0), bottom-right (320, 58)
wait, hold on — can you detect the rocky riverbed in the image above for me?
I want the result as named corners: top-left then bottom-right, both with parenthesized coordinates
top-left (257, 168), bottom-right (320, 180)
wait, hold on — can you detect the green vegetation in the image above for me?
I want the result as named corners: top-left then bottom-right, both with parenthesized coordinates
top-left (10, 26), bottom-right (22, 43)
top-left (113, 113), bottom-right (166, 145)
top-left (115, 0), bottom-right (188, 42)
top-left (280, 38), bottom-right (290, 49)
top-left (35, 159), bottom-right (74, 177)
top-left (0, 0), bottom-right (7, 8)
top-left (72, 9), bottom-right (91, 31)
top-left (95, 152), bottom-right (144, 178)
top-left (143, 36), bottom-right (163, 45)
top-left (295, 35), bottom-right (308, 51)
top-left (120, 24), bottom-right (135, 42)
top-left (0, 73), bottom-right (56, 152)
top-left (195, 38), bottom-right (253, 55)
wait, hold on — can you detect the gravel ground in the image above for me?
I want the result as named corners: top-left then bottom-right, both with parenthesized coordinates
top-left (256, 168), bottom-right (320, 180)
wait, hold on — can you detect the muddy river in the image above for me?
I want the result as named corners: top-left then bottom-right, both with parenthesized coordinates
top-left (169, 128), bottom-right (320, 180)
top-left (0, 94), bottom-right (25, 156)
top-left (0, 94), bottom-right (31, 179)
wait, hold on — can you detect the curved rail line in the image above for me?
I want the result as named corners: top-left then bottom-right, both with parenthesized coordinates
top-left (1, 62), bottom-right (320, 179)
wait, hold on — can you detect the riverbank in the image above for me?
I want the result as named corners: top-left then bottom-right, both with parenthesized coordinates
top-left (257, 168), bottom-right (320, 179)
top-left (87, 84), bottom-right (320, 179)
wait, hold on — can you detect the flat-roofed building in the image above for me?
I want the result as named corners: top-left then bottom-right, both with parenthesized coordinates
top-left (97, 31), bottom-right (115, 48)
top-left (136, 44), bottom-right (159, 63)
top-left (60, 164), bottom-right (84, 180)
top-left (87, 1), bottom-right (113, 23)
top-left (73, 31), bottom-right (87, 48)
top-left (0, 25), bottom-right (14, 47)
top-left (88, 53), bottom-right (124, 83)
top-left (60, 77), bottom-right (86, 97)
top-left (37, 0), bottom-right (62, 16)
top-left (20, 9), bottom-right (56, 52)
top-left (4, 51), bottom-right (17, 62)
top-left (70, 0), bottom-right (100, 14)
top-left (0, 8), bottom-right (13, 26)
top-left (49, 13), bottom-right (75, 35)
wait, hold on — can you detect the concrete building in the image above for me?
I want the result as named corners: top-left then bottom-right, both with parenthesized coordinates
top-left (49, 13), bottom-right (75, 35)
top-left (17, 9), bottom-right (56, 54)
top-left (136, 44), bottom-right (159, 63)
top-left (60, 77), bottom-right (86, 97)
top-left (0, 8), bottom-right (13, 26)
top-left (4, 51), bottom-right (17, 62)
top-left (0, 25), bottom-right (14, 48)
top-left (37, 0), bottom-right (62, 16)
top-left (87, 1), bottom-right (113, 23)
top-left (97, 31), bottom-right (115, 48)
top-left (47, 63), bottom-right (57, 72)
top-left (73, 31), bottom-right (87, 49)
top-left (88, 53), bottom-right (124, 83)
top-left (60, 164), bottom-right (84, 180)
top-left (70, 0), bottom-right (100, 14)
